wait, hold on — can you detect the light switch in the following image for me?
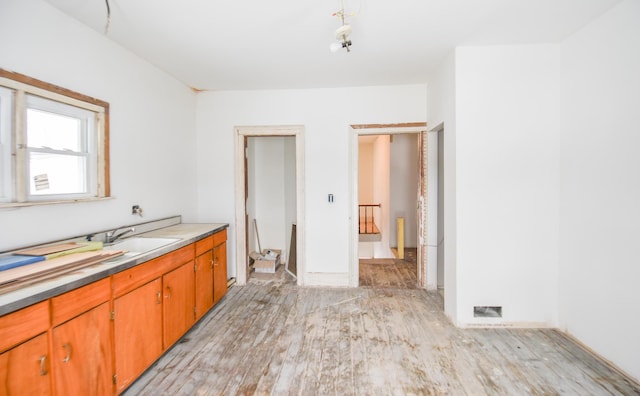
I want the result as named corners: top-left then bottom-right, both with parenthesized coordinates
top-left (328, 194), bottom-right (334, 203)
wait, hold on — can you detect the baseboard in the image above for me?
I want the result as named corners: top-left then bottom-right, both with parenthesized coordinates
top-left (458, 321), bottom-right (554, 329)
top-left (303, 272), bottom-right (350, 287)
top-left (561, 330), bottom-right (640, 387)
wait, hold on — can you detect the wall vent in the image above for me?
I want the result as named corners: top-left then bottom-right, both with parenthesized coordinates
top-left (474, 306), bottom-right (502, 318)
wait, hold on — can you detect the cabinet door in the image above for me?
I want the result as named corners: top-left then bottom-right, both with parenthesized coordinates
top-left (114, 278), bottom-right (162, 393)
top-left (194, 250), bottom-right (214, 320)
top-left (0, 333), bottom-right (51, 396)
top-left (163, 261), bottom-right (195, 348)
top-left (213, 241), bottom-right (227, 305)
top-left (52, 302), bottom-right (113, 396)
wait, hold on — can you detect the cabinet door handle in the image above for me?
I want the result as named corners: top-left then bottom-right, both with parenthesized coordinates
top-left (39, 355), bottom-right (47, 375)
top-left (62, 343), bottom-right (71, 363)
top-left (157, 291), bottom-right (162, 304)
top-left (166, 285), bottom-right (172, 299)
top-left (210, 259), bottom-right (214, 269)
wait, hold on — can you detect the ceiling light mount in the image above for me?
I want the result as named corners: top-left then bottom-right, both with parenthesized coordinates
top-left (331, 2), bottom-right (354, 53)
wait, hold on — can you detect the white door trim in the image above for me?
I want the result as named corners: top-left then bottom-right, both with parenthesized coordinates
top-left (349, 124), bottom-right (428, 288)
top-left (234, 125), bottom-right (305, 286)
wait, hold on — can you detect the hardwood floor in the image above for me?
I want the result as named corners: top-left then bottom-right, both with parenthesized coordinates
top-left (359, 248), bottom-right (418, 289)
top-left (123, 273), bottom-right (640, 395)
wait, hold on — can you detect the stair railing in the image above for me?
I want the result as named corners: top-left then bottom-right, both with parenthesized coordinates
top-left (359, 204), bottom-right (381, 234)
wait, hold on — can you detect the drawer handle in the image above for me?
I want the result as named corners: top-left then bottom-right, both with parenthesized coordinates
top-left (62, 343), bottom-right (71, 363)
top-left (39, 355), bottom-right (47, 375)
top-left (157, 291), bottom-right (162, 304)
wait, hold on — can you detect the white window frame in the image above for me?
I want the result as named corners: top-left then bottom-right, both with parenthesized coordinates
top-left (0, 69), bottom-right (110, 206)
top-left (0, 86), bottom-right (12, 202)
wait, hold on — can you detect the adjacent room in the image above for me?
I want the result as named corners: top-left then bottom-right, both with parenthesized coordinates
top-left (1, 0), bottom-right (639, 394)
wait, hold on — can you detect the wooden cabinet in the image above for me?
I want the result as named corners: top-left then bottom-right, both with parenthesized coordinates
top-left (0, 333), bottom-right (51, 396)
top-left (195, 229), bottom-right (228, 315)
top-left (0, 300), bottom-right (51, 396)
top-left (52, 302), bottom-right (113, 396)
top-left (194, 236), bottom-right (214, 321)
top-left (113, 278), bottom-right (162, 393)
top-left (162, 261), bottom-right (195, 348)
top-left (213, 229), bottom-right (228, 305)
top-left (50, 278), bottom-right (113, 395)
top-left (112, 244), bottom-right (194, 392)
top-left (0, 226), bottom-right (228, 395)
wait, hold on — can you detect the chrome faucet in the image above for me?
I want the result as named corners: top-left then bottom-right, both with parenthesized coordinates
top-left (105, 227), bottom-right (135, 244)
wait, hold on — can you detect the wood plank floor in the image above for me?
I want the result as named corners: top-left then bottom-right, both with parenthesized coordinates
top-left (359, 248), bottom-right (418, 289)
top-left (123, 273), bottom-right (640, 395)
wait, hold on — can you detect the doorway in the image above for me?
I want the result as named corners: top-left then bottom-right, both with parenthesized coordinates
top-left (357, 133), bottom-right (420, 288)
top-left (246, 136), bottom-right (296, 282)
top-left (349, 123), bottom-right (431, 288)
top-left (234, 125), bottom-right (305, 286)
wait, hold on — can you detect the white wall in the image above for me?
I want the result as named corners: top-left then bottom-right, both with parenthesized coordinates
top-left (0, 0), bottom-right (197, 251)
top-left (283, 136), bottom-right (297, 266)
top-left (358, 140), bottom-right (374, 204)
top-left (390, 134), bottom-right (419, 248)
top-left (195, 85), bottom-right (427, 281)
top-left (372, 135), bottom-right (393, 258)
top-left (437, 130), bottom-right (445, 289)
top-left (454, 44), bottom-right (561, 326)
top-left (559, 0), bottom-right (640, 380)
top-left (427, 52), bottom-right (458, 322)
top-left (246, 139), bottom-right (257, 254)
top-left (247, 136), bottom-right (295, 263)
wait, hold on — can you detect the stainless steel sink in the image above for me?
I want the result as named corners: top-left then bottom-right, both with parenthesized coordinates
top-left (103, 237), bottom-right (180, 255)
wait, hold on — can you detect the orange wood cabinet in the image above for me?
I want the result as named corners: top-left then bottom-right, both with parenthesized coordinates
top-left (0, 301), bottom-right (51, 395)
top-left (162, 261), bottom-right (195, 348)
top-left (113, 278), bottom-right (163, 393)
top-left (50, 278), bottom-right (113, 395)
top-left (213, 229), bottom-right (228, 305)
top-left (52, 302), bottom-right (113, 396)
top-left (112, 243), bottom-right (195, 393)
top-left (0, 227), bottom-right (228, 395)
top-left (194, 236), bottom-right (214, 321)
top-left (0, 333), bottom-right (51, 396)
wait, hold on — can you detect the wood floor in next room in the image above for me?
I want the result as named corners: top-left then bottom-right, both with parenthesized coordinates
top-left (359, 248), bottom-right (418, 289)
top-left (124, 270), bottom-right (640, 395)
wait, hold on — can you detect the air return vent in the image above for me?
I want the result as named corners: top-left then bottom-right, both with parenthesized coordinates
top-left (474, 306), bottom-right (502, 318)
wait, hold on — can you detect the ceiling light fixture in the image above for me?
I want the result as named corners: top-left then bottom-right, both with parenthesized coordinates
top-left (330, 3), bottom-right (354, 53)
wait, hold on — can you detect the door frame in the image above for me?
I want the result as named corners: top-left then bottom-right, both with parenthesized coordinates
top-left (349, 123), bottom-right (429, 288)
top-left (234, 125), bottom-right (305, 286)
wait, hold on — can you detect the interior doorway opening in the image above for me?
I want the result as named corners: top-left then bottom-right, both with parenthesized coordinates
top-left (357, 133), bottom-right (420, 288)
top-left (349, 123), bottom-right (433, 289)
top-left (234, 125), bottom-right (305, 286)
top-left (245, 136), bottom-right (297, 281)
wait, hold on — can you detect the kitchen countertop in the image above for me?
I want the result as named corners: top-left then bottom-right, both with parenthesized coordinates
top-left (0, 222), bottom-right (228, 316)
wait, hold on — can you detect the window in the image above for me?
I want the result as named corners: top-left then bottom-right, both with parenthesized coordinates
top-left (0, 69), bottom-right (109, 205)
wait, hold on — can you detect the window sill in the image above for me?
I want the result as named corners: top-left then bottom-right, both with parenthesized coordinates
top-left (0, 196), bottom-right (112, 209)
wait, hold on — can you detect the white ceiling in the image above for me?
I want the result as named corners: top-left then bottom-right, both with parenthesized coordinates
top-left (44, 0), bottom-right (620, 91)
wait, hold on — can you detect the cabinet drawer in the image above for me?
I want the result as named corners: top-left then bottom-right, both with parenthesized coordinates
top-left (0, 301), bottom-right (49, 352)
top-left (195, 236), bottom-right (213, 256)
top-left (112, 244), bottom-right (194, 298)
top-left (51, 278), bottom-right (111, 326)
top-left (213, 228), bottom-right (227, 247)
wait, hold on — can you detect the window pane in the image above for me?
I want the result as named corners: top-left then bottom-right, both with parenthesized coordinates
top-left (29, 152), bottom-right (87, 195)
top-left (27, 108), bottom-right (83, 152)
